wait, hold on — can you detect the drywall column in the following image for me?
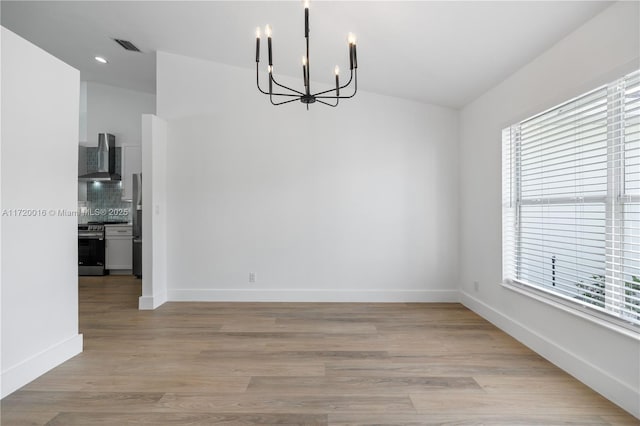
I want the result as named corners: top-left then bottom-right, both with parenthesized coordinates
top-left (0, 22), bottom-right (4, 398)
top-left (1, 27), bottom-right (82, 398)
top-left (139, 114), bottom-right (168, 309)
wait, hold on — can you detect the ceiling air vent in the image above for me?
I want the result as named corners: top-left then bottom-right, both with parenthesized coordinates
top-left (113, 39), bottom-right (141, 52)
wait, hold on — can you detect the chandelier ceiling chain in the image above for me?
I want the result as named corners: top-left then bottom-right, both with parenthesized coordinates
top-left (255, 0), bottom-right (358, 109)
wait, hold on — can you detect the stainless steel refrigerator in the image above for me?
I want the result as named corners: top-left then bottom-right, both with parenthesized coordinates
top-left (132, 173), bottom-right (142, 278)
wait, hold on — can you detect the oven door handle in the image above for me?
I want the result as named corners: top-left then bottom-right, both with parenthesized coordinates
top-left (79, 236), bottom-right (104, 240)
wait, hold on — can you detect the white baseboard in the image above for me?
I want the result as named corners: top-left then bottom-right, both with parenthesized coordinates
top-left (459, 290), bottom-right (640, 419)
top-left (138, 292), bottom-right (168, 310)
top-left (155, 291), bottom-right (168, 307)
top-left (167, 288), bottom-right (459, 303)
top-left (1, 333), bottom-right (83, 399)
top-left (138, 295), bottom-right (155, 310)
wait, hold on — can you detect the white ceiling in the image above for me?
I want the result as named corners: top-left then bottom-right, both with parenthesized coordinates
top-left (1, 1), bottom-right (612, 108)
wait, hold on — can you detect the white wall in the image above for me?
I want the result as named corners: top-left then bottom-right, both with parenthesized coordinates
top-left (1, 27), bottom-right (82, 398)
top-left (157, 51), bottom-right (459, 302)
top-left (84, 81), bottom-right (155, 146)
top-left (139, 114), bottom-right (168, 310)
top-left (458, 2), bottom-right (640, 418)
top-left (79, 81), bottom-right (87, 142)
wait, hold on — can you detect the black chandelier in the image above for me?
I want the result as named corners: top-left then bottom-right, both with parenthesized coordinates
top-left (255, 0), bottom-right (358, 109)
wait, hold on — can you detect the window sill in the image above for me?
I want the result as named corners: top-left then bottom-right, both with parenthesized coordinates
top-left (501, 280), bottom-right (640, 342)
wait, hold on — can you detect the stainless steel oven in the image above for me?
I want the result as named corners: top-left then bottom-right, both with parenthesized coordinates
top-left (78, 224), bottom-right (105, 276)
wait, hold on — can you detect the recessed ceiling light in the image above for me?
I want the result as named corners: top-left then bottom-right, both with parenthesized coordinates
top-left (94, 56), bottom-right (108, 64)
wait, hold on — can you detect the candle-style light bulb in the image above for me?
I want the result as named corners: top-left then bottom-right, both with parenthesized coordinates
top-left (304, 1), bottom-right (310, 38)
top-left (266, 25), bottom-right (273, 66)
top-left (348, 33), bottom-right (357, 70)
top-left (255, 27), bottom-right (261, 62)
top-left (302, 56), bottom-right (308, 89)
top-left (334, 65), bottom-right (340, 75)
top-left (268, 65), bottom-right (273, 73)
top-left (353, 38), bottom-right (357, 69)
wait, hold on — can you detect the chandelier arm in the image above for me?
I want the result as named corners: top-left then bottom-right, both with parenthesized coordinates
top-left (316, 98), bottom-right (338, 107)
top-left (270, 95), bottom-right (301, 106)
top-left (271, 74), bottom-right (305, 96)
top-left (256, 63), bottom-right (268, 95)
top-left (257, 64), bottom-right (301, 97)
top-left (316, 71), bottom-right (357, 99)
top-left (311, 70), bottom-right (354, 97)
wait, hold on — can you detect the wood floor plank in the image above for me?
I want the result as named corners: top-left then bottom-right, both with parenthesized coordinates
top-left (325, 361), bottom-right (560, 377)
top-left (46, 412), bottom-right (328, 425)
top-left (410, 390), bottom-right (632, 416)
top-left (261, 336), bottom-right (391, 352)
top-left (474, 374), bottom-right (598, 394)
top-left (0, 409), bottom-right (59, 426)
top-left (599, 414), bottom-right (640, 426)
top-left (22, 375), bottom-right (250, 393)
top-left (199, 350), bottom-right (391, 361)
top-left (246, 376), bottom-right (480, 394)
top-left (47, 353), bottom-right (325, 378)
top-left (2, 391), bottom-right (165, 413)
top-left (386, 352), bottom-right (555, 367)
top-left (327, 413), bottom-right (613, 425)
top-left (157, 393), bottom-right (416, 414)
top-left (82, 336), bottom-right (268, 353)
top-left (0, 276), bottom-right (636, 425)
top-left (221, 319), bottom-right (378, 334)
top-left (114, 360), bottom-right (326, 377)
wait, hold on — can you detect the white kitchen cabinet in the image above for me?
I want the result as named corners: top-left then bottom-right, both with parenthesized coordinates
top-left (105, 225), bottom-right (133, 272)
top-left (121, 145), bottom-right (141, 201)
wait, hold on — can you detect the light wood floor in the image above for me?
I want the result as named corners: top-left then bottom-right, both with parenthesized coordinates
top-left (2, 275), bottom-right (637, 425)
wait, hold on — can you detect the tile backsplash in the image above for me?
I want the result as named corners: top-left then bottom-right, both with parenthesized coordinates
top-left (78, 147), bottom-right (132, 224)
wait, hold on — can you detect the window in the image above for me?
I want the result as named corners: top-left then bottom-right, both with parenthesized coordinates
top-left (502, 70), bottom-right (640, 330)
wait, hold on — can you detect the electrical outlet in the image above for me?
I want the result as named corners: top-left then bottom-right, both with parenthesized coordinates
top-left (249, 272), bottom-right (256, 283)
top-left (473, 281), bottom-right (479, 291)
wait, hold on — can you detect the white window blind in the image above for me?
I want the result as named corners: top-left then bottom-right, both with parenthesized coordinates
top-left (503, 70), bottom-right (640, 329)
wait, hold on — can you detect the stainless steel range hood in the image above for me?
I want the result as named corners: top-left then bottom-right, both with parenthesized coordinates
top-left (79, 133), bottom-right (121, 182)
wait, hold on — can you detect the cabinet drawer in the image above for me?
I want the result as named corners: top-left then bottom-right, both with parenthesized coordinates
top-left (105, 226), bottom-right (132, 237)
